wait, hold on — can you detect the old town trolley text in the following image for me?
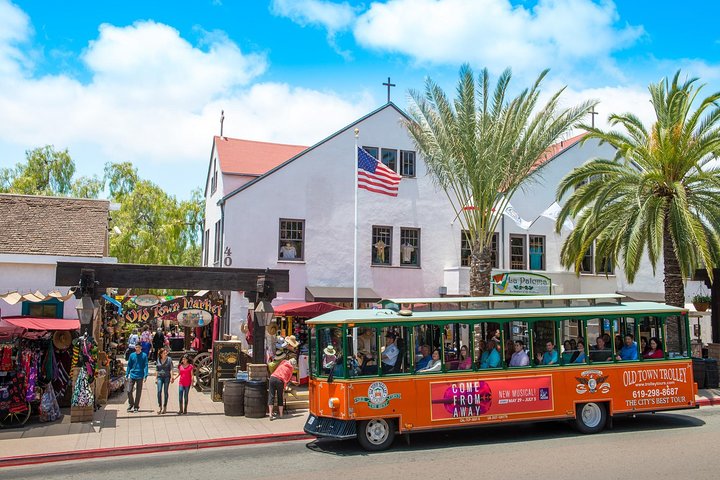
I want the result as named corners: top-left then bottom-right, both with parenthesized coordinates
top-left (303, 297), bottom-right (697, 450)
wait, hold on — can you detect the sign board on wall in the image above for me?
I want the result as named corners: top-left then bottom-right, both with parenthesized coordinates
top-left (123, 296), bottom-right (223, 324)
top-left (492, 272), bottom-right (552, 296)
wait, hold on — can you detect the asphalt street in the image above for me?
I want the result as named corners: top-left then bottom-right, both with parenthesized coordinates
top-left (5, 407), bottom-right (719, 480)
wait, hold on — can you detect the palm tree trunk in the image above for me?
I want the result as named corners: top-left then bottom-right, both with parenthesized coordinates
top-left (662, 220), bottom-right (685, 308)
top-left (663, 217), bottom-right (684, 352)
top-left (470, 240), bottom-right (492, 296)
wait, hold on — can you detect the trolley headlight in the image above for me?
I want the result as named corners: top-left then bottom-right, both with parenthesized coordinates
top-left (328, 397), bottom-right (340, 409)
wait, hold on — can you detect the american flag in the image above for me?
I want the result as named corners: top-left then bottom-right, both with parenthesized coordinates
top-left (357, 147), bottom-right (401, 197)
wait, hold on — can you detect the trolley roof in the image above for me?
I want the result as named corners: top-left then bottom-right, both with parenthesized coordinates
top-left (306, 301), bottom-right (686, 325)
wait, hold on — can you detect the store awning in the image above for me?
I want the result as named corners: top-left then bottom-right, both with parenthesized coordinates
top-left (305, 286), bottom-right (380, 303)
top-left (0, 318), bottom-right (24, 336)
top-left (2, 316), bottom-right (80, 331)
top-left (274, 301), bottom-right (345, 318)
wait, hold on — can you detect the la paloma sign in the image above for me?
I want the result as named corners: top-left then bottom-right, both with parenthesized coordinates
top-left (492, 272), bottom-right (552, 296)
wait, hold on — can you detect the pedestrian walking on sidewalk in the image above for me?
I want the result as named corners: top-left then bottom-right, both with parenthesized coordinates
top-left (126, 343), bottom-right (148, 413)
top-left (268, 354), bottom-right (296, 421)
top-left (126, 328), bottom-right (139, 360)
top-left (155, 347), bottom-right (173, 414)
top-left (172, 354), bottom-right (194, 415)
top-left (151, 327), bottom-right (165, 362)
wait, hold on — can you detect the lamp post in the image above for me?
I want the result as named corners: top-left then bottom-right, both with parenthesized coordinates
top-left (253, 300), bottom-right (274, 363)
top-left (76, 295), bottom-right (99, 336)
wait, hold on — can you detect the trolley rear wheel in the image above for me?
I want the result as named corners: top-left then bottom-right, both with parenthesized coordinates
top-left (575, 402), bottom-right (607, 434)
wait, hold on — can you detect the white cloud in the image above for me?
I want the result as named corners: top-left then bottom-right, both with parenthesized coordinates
top-left (0, 0), bottom-right (31, 76)
top-left (270, 0), bottom-right (356, 33)
top-left (270, 0), bottom-right (357, 58)
top-left (0, 0), bottom-right (373, 189)
top-left (354, 0), bottom-right (643, 76)
top-left (555, 83), bottom-right (655, 133)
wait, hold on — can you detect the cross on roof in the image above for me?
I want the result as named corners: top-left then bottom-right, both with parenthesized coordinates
top-left (383, 77), bottom-right (396, 103)
top-left (589, 106), bottom-right (598, 128)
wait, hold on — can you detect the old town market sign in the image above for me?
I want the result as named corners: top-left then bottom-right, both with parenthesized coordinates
top-left (123, 296), bottom-right (223, 324)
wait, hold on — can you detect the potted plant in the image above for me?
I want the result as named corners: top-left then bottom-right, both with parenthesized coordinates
top-left (692, 294), bottom-right (711, 312)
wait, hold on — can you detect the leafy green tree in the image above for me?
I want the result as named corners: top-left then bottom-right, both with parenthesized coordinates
top-left (105, 162), bottom-right (203, 266)
top-left (405, 65), bottom-right (594, 295)
top-left (555, 71), bottom-right (720, 308)
top-left (0, 146), bottom-right (80, 196)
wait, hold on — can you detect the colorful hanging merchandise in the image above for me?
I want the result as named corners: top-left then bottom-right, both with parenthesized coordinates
top-left (39, 384), bottom-right (61, 422)
top-left (70, 335), bottom-right (98, 408)
top-left (0, 344), bottom-right (13, 371)
top-left (19, 349), bottom-right (39, 402)
top-left (71, 366), bottom-right (94, 407)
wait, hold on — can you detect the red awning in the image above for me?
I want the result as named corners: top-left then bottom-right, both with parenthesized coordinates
top-left (0, 318), bottom-right (24, 336)
top-left (2, 316), bottom-right (80, 331)
top-left (273, 302), bottom-right (345, 318)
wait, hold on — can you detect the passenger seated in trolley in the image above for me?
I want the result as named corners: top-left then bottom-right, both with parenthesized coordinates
top-left (590, 336), bottom-right (612, 362)
top-left (458, 345), bottom-right (472, 370)
top-left (616, 334), bottom-right (638, 361)
top-left (414, 344), bottom-right (432, 372)
top-left (509, 340), bottom-right (530, 367)
top-left (574, 341), bottom-right (587, 363)
top-left (480, 339), bottom-right (501, 368)
top-left (561, 340), bottom-right (574, 363)
top-left (417, 349), bottom-right (442, 373)
top-left (643, 337), bottom-right (664, 359)
top-left (536, 341), bottom-right (558, 365)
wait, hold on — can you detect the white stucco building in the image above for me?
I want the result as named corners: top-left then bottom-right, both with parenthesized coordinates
top-left (201, 102), bottom-right (714, 339)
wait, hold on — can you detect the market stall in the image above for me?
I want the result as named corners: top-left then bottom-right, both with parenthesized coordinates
top-left (0, 316), bottom-right (80, 426)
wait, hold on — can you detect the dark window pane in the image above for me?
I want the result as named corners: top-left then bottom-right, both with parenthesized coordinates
top-left (380, 148), bottom-right (397, 172)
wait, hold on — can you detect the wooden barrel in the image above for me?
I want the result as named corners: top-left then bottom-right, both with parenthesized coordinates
top-left (223, 380), bottom-right (246, 416)
top-left (244, 380), bottom-right (268, 418)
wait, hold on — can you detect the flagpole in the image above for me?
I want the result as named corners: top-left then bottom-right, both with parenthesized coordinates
top-left (353, 128), bottom-right (359, 310)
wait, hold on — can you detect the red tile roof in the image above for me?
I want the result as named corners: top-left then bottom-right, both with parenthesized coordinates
top-left (214, 136), bottom-right (307, 175)
top-left (532, 133), bottom-right (587, 170)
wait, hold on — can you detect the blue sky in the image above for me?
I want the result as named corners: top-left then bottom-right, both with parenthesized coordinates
top-left (1, 0), bottom-right (718, 199)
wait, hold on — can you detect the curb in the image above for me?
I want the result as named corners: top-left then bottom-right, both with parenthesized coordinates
top-left (696, 397), bottom-right (720, 408)
top-left (0, 431), bottom-right (312, 468)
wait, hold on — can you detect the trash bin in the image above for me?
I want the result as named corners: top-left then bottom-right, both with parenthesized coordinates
top-left (705, 358), bottom-right (719, 389)
top-left (223, 379), bottom-right (246, 416)
top-left (693, 358), bottom-right (706, 389)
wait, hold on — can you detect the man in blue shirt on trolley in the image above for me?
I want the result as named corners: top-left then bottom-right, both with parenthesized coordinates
top-left (537, 341), bottom-right (558, 365)
top-left (617, 334), bottom-right (638, 361)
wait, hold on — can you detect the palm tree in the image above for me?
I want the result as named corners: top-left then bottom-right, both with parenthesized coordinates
top-left (405, 65), bottom-right (594, 295)
top-left (556, 71), bottom-right (720, 308)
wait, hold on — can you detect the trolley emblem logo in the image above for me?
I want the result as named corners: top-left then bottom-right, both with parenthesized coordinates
top-left (354, 382), bottom-right (401, 409)
top-left (576, 370), bottom-right (610, 394)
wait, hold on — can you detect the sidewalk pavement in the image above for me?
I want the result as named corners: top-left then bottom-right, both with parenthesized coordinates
top-left (0, 371), bottom-right (311, 468)
top-left (1, 380), bottom-right (719, 468)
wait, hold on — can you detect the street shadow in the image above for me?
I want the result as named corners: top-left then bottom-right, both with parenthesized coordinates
top-left (305, 412), bottom-right (705, 456)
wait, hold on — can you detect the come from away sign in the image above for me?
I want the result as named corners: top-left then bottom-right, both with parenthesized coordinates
top-left (492, 272), bottom-right (552, 296)
top-left (123, 296), bottom-right (223, 323)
